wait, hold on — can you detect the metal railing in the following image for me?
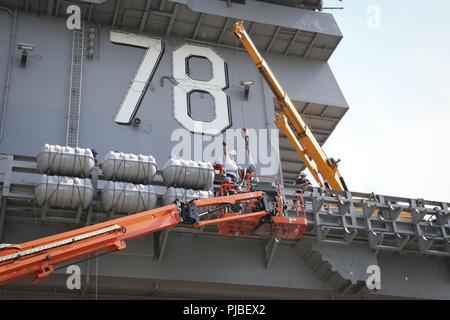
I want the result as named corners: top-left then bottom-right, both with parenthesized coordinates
top-left (0, 155), bottom-right (448, 256)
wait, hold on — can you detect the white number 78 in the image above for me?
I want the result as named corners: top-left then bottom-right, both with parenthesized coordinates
top-left (110, 31), bottom-right (231, 135)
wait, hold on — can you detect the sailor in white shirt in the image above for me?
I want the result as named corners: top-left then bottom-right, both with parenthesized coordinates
top-left (223, 141), bottom-right (238, 180)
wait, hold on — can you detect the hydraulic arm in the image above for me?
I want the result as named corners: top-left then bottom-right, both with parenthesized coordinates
top-left (233, 21), bottom-right (347, 191)
top-left (0, 191), bottom-right (275, 286)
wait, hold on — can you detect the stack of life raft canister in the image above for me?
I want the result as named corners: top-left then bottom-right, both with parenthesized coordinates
top-left (161, 157), bottom-right (214, 207)
top-left (35, 144), bottom-right (95, 210)
top-left (35, 144), bottom-right (214, 215)
top-left (100, 151), bottom-right (158, 214)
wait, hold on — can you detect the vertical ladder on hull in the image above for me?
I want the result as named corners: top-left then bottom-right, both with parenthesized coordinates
top-left (66, 22), bottom-right (84, 147)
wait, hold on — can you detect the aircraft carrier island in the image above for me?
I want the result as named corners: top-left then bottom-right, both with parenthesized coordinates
top-left (0, 0), bottom-right (448, 299)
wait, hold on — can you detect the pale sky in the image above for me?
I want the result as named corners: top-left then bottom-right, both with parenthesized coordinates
top-left (322, 0), bottom-right (450, 202)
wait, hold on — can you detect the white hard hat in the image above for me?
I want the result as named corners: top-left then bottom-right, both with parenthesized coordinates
top-left (299, 171), bottom-right (307, 177)
top-left (229, 150), bottom-right (237, 157)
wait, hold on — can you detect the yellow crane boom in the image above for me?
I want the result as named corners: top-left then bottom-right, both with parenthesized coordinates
top-left (233, 21), bottom-right (347, 191)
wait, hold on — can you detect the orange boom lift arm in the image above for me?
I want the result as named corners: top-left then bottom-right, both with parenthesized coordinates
top-left (0, 191), bottom-right (278, 286)
top-left (233, 21), bottom-right (347, 191)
